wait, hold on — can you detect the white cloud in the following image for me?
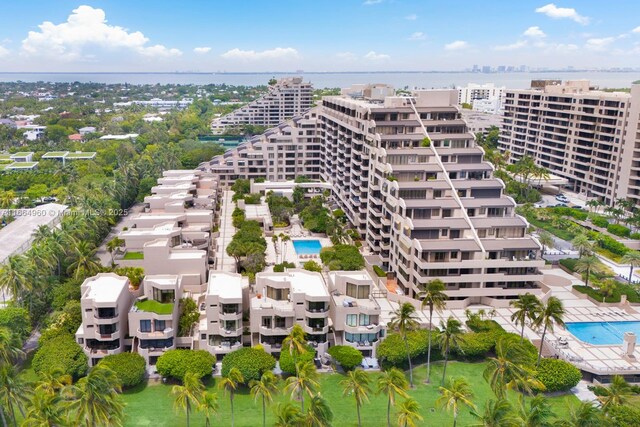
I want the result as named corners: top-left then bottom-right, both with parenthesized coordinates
top-left (523, 26), bottom-right (546, 38)
top-left (364, 51), bottom-right (390, 60)
top-left (444, 40), bottom-right (468, 51)
top-left (21, 5), bottom-right (182, 61)
top-left (535, 3), bottom-right (590, 25)
top-left (363, 0), bottom-right (382, 5)
top-left (193, 47), bottom-right (211, 54)
top-left (585, 37), bottom-right (616, 51)
top-left (405, 14), bottom-right (418, 20)
top-left (408, 32), bottom-right (426, 41)
top-left (494, 40), bottom-right (528, 51)
top-left (221, 47), bottom-right (299, 60)
top-left (633, 26), bottom-right (640, 34)
top-left (336, 52), bottom-right (357, 60)
top-left (0, 45), bottom-right (9, 58)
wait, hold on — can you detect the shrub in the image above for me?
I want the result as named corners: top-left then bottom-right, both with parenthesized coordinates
top-left (327, 345), bottom-right (363, 371)
top-left (631, 233), bottom-right (640, 240)
top-left (590, 215), bottom-right (609, 228)
top-left (221, 347), bottom-right (276, 383)
top-left (0, 307), bottom-right (31, 341)
top-left (243, 193), bottom-right (262, 204)
top-left (499, 333), bottom-right (537, 364)
top-left (587, 384), bottom-right (608, 396)
top-left (273, 261), bottom-right (296, 273)
top-left (33, 334), bottom-right (87, 380)
top-left (178, 298), bottom-right (199, 336)
top-left (421, 137), bottom-right (431, 147)
top-left (377, 330), bottom-right (434, 368)
top-left (303, 260), bottom-right (322, 272)
top-left (535, 358), bottom-right (581, 392)
top-left (596, 234), bottom-right (629, 256)
top-left (100, 352), bottom-right (146, 388)
top-left (559, 258), bottom-right (579, 272)
top-left (454, 331), bottom-right (500, 359)
top-left (465, 318), bottom-right (503, 333)
top-left (279, 344), bottom-right (316, 374)
top-left (608, 405), bottom-right (640, 427)
top-left (551, 206), bottom-right (588, 221)
top-left (232, 208), bottom-right (245, 228)
top-left (52, 279), bottom-right (82, 311)
top-left (319, 245), bottom-right (364, 271)
top-left (607, 223), bottom-right (631, 238)
top-left (156, 349), bottom-right (215, 380)
top-left (372, 265), bottom-right (386, 277)
top-left (573, 282), bottom-right (640, 303)
top-left (114, 266), bottom-right (144, 288)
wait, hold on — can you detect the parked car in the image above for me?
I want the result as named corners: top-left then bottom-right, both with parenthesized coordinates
top-left (555, 195), bottom-right (569, 203)
top-left (554, 203), bottom-right (567, 207)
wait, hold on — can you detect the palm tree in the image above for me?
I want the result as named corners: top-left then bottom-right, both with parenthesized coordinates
top-left (66, 241), bottom-right (101, 280)
top-left (483, 337), bottom-right (538, 399)
top-left (469, 398), bottom-right (518, 427)
top-left (340, 369), bottom-right (371, 427)
top-left (218, 367), bottom-right (244, 427)
top-left (515, 394), bottom-right (555, 427)
top-left (388, 302), bottom-right (419, 387)
top-left (437, 317), bottom-right (464, 386)
top-left (532, 296), bottom-right (565, 366)
top-left (285, 361), bottom-right (319, 412)
top-left (274, 402), bottom-right (304, 427)
top-left (376, 368), bottom-right (409, 427)
top-left (283, 324), bottom-right (307, 377)
top-left (0, 327), bottom-right (24, 365)
top-left (510, 293), bottom-right (542, 341)
top-left (0, 255), bottom-right (33, 306)
top-left (106, 237), bottom-right (125, 267)
top-left (272, 235), bottom-right (279, 263)
top-left (621, 251), bottom-right (640, 285)
top-left (281, 234), bottom-right (291, 261)
top-left (598, 375), bottom-right (633, 413)
top-left (571, 234), bottom-right (593, 257)
top-left (67, 365), bottom-right (125, 427)
top-left (197, 391), bottom-right (219, 427)
top-left (305, 393), bottom-right (333, 427)
top-left (575, 255), bottom-right (602, 288)
top-left (172, 372), bottom-right (204, 427)
top-left (250, 371), bottom-right (279, 427)
top-left (22, 388), bottom-right (64, 427)
top-left (31, 225), bottom-right (52, 244)
top-left (35, 367), bottom-right (72, 395)
top-left (419, 279), bottom-right (447, 384)
top-left (558, 400), bottom-right (604, 427)
top-left (0, 363), bottom-right (31, 427)
top-left (395, 397), bottom-right (423, 427)
top-left (0, 190), bottom-right (16, 209)
top-left (537, 231), bottom-right (555, 256)
top-left (437, 377), bottom-right (476, 427)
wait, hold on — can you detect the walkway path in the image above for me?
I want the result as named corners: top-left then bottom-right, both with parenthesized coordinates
top-left (571, 380), bottom-right (599, 403)
top-left (215, 190), bottom-right (237, 273)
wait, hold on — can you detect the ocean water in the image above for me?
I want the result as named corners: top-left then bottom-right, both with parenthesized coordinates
top-left (0, 71), bottom-right (639, 89)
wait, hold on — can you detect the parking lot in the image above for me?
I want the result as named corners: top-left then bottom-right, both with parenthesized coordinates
top-left (535, 190), bottom-right (588, 209)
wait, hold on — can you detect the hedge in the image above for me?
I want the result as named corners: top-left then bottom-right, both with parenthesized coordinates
top-left (535, 358), bottom-right (581, 392)
top-left (273, 262), bottom-right (295, 273)
top-left (454, 331), bottom-right (501, 360)
top-left (156, 349), bottom-right (215, 380)
top-left (279, 344), bottom-right (316, 374)
top-left (608, 406), bottom-right (640, 427)
top-left (595, 234), bottom-right (629, 257)
top-left (499, 333), bottom-right (538, 364)
top-left (573, 283), bottom-right (640, 303)
top-left (466, 318), bottom-right (503, 333)
top-left (372, 265), bottom-right (386, 278)
top-left (551, 207), bottom-right (588, 221)
top-left (559, 258), bottom-right (579, 272)
top-left (608, 223), bottom-right (631, 238)
top-left (377, 330), bottom-right (436, 367)
top-left (327, 345), bottom-right (363, 371)
top-left (319, 245), bottom-right (364, 271)
top-left (590, 215), bottom-right (610, 228)
top-left (33, 334), bottom-right (88, 380)
top-left (100, 352), bottom-right (146, 388)
top-left (221, 347), bottom-right (276, 383)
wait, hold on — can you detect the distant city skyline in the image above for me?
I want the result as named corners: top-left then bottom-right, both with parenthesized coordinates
top-left (0, 1), bottom-right (639, 72)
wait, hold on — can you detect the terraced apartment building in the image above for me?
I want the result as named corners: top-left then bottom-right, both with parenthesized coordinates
top-left (211, 77), bottom-right (313, 134)
top-left (203, 84), bottom-right (544, 305)
top-left (499, 80), bottom-right (631, 205)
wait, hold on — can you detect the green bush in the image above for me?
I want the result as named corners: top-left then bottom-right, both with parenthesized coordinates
top-left (221, 347), bottom-right (276, 383)
top-left (243, 193), bottom-right (262, 204)
top-left (573, 282), bottom-right (640, 303)
top-left (232, 208), bottom-right (245, 228)
top-left (590, 215), bottom-right (609, 228)
top-left (607, 223), bottom-right (631, 238)
top-left (33, 334), bottom-right (88, 380)
top-left (559, 258), bottom-right (579, 272)
top-left (596, 234), bottom-right (629, 257)
top-left (377, 330), bottom-right (435, 368)
top-left (372, 265), bottom-right (386, 277)
top-left (535, 358), bottom-right (581, 392)
top-left (100, 352), bottom-right (146, 388)
top-left (465, 318), bottom-right (503, 333)
top-left (156, 349), bottom-right (215, 380)
top-left (319, 245), bottom-right (364, 271)
top-left (454, 331), bottom-right (501, 360)
top-left (587, 384), bottom-right (608, 396)
top-left (0, 307), bottom-right (31, 341)
top-left (499, 333), bottom-right (538, 364)
top-left (551, 207), bottom-right (588, 221)
top-left (327, 346), bottom-right (363, 371)
top-left (630, 233), bottom-right (640, 240)
top-left (273, 262), bottom-right (296, 273)
top-left (279, 344), bottom-right (316, 374)
top-left (303, 260), bottom-right (322, 272)
top-left (608, 405), bottom-right (640, 427)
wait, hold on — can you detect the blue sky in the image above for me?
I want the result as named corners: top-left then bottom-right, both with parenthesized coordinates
top-left (0, 0), bottom-right (639, 71)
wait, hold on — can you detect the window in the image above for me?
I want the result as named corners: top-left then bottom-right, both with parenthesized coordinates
top-left (262, 317), bottom-right (272, 328)
top-left (346, 314), bottom-right (357, 327)
top-left (266, 286), bottom-right (290, 301)
top-left (154, 320), bottom-right (166, 331)
top-left (346, 283), bottom-right (369, 299)
top-left (359, 314), bottom-right (370, 326)
top-left (140, 320), bottom-right (151, 333)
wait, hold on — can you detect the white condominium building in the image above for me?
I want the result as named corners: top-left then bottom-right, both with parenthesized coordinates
top-left (211, 77), bottom-right (313, 134)
top-left (457, 83), bottom-right (505, 112)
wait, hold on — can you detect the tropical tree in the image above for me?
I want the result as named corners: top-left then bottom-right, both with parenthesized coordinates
top-left (66, 365), bottom-right (125, 427)
top-left (571, 234), bottom-right (593, 258)
top-left (437, 377), bottom-right (476, 427)
top-left (281, 234), bottom-right (291, 261)
top-left (172, 372), bottom-right (204, 427)
top-left (510, 294), bottom-right (541, 341)
top-left (35, 367), bottom-right (72, 395)
top-left (66, 241), bottom-right (101, 279)
top-left (305, 393), bottom-right (333, 427)
top-left (250, 371), bottom-right (279, 427)
top-left (388, 303), bottom-right (419, 387)
top-left (621, 251), bottom-right (640, 285)
top-left (437, 317), bottom-right (464, 385)
top-left (483, 337), bottom-right (538, 399)
top-left (106, 237), bottom-right (125, 266)
top-left (469, 398), bottom-right (518, 427)
top-left (285, 361), bottom-right (319, 412)
top-left (0, 190), bottom-right (16, 209)
top-left (0, 363), bottom-right (31, 427)
top-left (377, 368), bottom-right (409, 427)
top-left (0, 327), bottom-right (24, 365)
top-left (598, 375), bottom-right (633, 413)
top-left (419, 279), bottom-right (447, 384)
top-left (586, 199), bottom-right (602, 213)
top-left (272, 235), bottom-right (279, 263)
top-left (340, 368), bottom-right (371, 427)
top-left (515, 394), bottom-right (555, 427)
top-left (197, 392), bottom-right (219, 427)
top-left (0, 255), bottom-right (33, 307)
top-left (22, 388), bottom-right (65, 427)
top-left (558, 400), bottom-right (605, 427)
top-left (537, 231), bottom-right (555, 255)
top-left (218, 367), bottom-right (244, 427)
top-left (274, 402), bottom-right (304, 427)
top-left (575, 255), bottom-right (601, 288)
top-left (532, 296), bottom-right (565, 366)
top-left (283, 324), bottom-right (307, 377)
top-left (396, 398), bottom-right (423, 427)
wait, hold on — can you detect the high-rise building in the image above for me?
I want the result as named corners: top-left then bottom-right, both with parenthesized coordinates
top-left (457, 83), bottom-right (505, 110)
top-left (499, 80), bottom-right (631, 204)
top-left (210, 77), bottom-right (313, 134)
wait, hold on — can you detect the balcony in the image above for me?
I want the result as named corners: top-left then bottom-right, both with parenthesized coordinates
top-left (259, 326), bottom-right (291, 336)
top-left (137, 327), bottom-right (174, 339)
top-left (305, 324), bottom-right (329, 335)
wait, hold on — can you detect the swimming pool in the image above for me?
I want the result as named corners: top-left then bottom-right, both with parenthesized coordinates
top-left (565, 321), bottom-right (640, 345)
top-left (292, 239), bottom-right (322, 255)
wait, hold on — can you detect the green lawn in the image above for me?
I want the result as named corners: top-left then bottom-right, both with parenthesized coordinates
top-left (123, 251), bottom-right (144, 260)
top-left (134, 300), bottom-right (174, 315)
top-left (121, 361), bottom-right (579, 427)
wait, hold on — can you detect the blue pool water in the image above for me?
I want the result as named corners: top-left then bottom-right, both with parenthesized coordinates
top-left (565, 321), bottom-right (640, 345)
top-left (292, 240), bottom-right (322, 255)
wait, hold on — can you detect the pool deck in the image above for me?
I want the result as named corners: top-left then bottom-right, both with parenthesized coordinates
top-left (265, 218), bottom-right (331, 272)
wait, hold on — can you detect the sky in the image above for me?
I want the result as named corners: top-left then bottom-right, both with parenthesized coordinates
top-left (0, 0), bottom-right (639, 72)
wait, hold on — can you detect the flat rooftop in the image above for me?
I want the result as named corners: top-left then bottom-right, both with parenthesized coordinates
top-left (263, 270), bottom-right (329, 298)
top-left (144, 275), bottom-right (179, 288)
top-left (208, 272), bottom-right (244, 298)
top-left (83, 274), bottom-right (128, 303)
